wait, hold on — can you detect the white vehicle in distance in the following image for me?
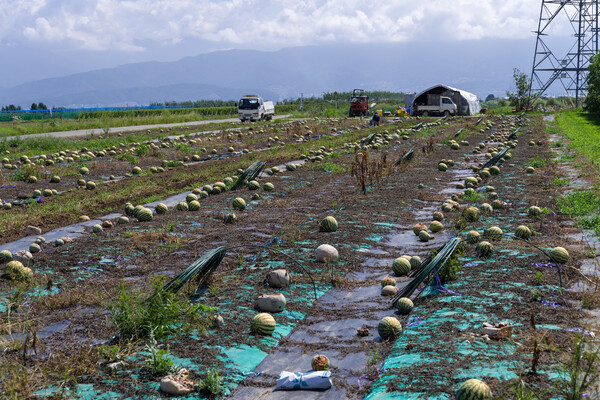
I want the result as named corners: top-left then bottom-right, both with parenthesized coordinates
top-left (238, 95), bottom-right (275, 122)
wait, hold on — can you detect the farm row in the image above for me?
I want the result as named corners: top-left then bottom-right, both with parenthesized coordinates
top-left (0, 113), bottom-right (596, 399)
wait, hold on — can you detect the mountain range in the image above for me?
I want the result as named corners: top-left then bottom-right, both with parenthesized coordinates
top-left (0, 40), bottom-right (535, 108)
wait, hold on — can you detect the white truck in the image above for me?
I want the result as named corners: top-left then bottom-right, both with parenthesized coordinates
top-left (238, 95), bottom-right (275, 122)
top-left (412, 96), bottom-right (457, 117)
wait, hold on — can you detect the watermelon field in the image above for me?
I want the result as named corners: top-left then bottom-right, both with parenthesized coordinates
top-left (0, 113), bottom-right (598, 399)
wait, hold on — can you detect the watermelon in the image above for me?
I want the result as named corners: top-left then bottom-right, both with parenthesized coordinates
top-left (410, 256), bottom-right (421, 270)
top-left (92, 224), bottom-right (103, 233)
top-left (528, 206), bottom-right (541, 217)
top-left (438, 163), bottom-right (448, 172)
top-left (247, 180), bottom-right (260, 191)
top-left (263, 182), bottom-right (275, 192)
top-left (476, 241), bottom-right (494, 258)
top-left (54, 239), bottom-right (65, 247)
top-left (176, 202), bottom-right (189, 211)
top-left (311, 355), bottom-right (330, 371)
top-left (86, 181), bottom-right (96, 190)
top-left (381, 276), bottom-right (396, 287)
top-left (0, 250), bottom-right (13, 263)
top-left (526, 166), bottom-right (535, 174)
top-left (378, 316), bottom-right (402, 339)
top-left (50, 175), bottom-right (61, 183)
top-left (211, 186), bottom-right (221, 195)
top-left (320, 216), bottom-right (338, 232)
top-left (491, 199), bottom-right (504, 209)
top-left (132, 166), bottom-right (142, 175)
top-left (485, 226), bottom-right (503, 240)
top-left (429, 221), bottom-right (443, 233)
top-left (137, 208), bottom-right (153, 222)
top-left (233, 198), bottom-right (246, 211)
top-left (550, 247), bottom-right (569, 264)
top-left (186, 193), bottom-right (198, 203)
top-left (418, 230), bottom-right (431, 242)
top-left (251, 313), bottom-right (276, 335)
top-left (392, 257), bottom-right (411, 276)
top-left (43, 189), bottom-right (52, 197)
top-left (463, 206), bottom-right (480, 222)
top-left (490, 166), bottom-right (500, 175)
top-left (202, 185), bottom-right (212, 193)
top-left (467, 230), bottom-right (481, 244)
top-left (286, 163), bottom-right (297, 171)
top-left (118, 216), bottom-right (129, 224)
top-left (224, 212), bottom-right (237, 224)
top-left (413, 223), bottom-right (427, 236)
top-left (515, 225), bottom-right (531, 240)
top-left (480, 203), bottom-right (493, 214)
top-left (133, 205), bottom-right (145, 218)
top-left (155, 203), bottom-right (168, 214)
top-left (199, 190), bottom-right (209, 199)
top-left (455, 378), bottom-right (492, 400)
top-left (396, 297), bottom-right (414, 315)
top-left (79, 167), bottom-right (89, 175)
top-left (433, 211), bottom-right (444, 221)
top-left (188, 200), bottom-right (200, 211)
top-left (5, 260), bottom-right (33, 281)
top-left (29, 243), bottom-right (41, 253)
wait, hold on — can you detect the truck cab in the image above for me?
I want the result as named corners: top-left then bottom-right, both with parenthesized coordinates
top-left (412, 96), bottom-right (457, 117)
top-left (238, 95), bottom-right (274, 122)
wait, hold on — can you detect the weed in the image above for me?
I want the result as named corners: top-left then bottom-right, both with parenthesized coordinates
top-left (557, 190), bottom-right (600, 235)
top-left (556, 332), bottom-right (600, 399)
top-left (527, 155), bottom-right (548, 168)
top-left (551, 177), bottom-right (570, 187)
top-left (0, 363), bottom-right (36, 399)
top-left (350, 150), bottom-right (392, 194)
top-left (534, 272), bottom-right (545, 285)
top-left (199, 367), bottom-right (222, 395)
top-left (365, 345), bottom-right (383, 378)
top-left (509, 379), bottom-right (546, 399)
top-left (436, 243), bottom-right (464, 284)
top-left (98, 345), bottom-right (121, 363)
top-left (530, 288), bottom-right (542, 302)
top-left (461, 190), bottom-right (482, 203)
top-left (311, 161), bottom-right (347, 173)
top-left (144, 332), bottom-right (175, 376)
top-left (116, 153), bottom-right (139, 164)
top-left (107, 277), bottom-right (213, 340)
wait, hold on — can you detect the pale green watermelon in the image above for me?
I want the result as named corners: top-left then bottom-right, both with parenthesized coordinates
top-left (251, 313), bottom-right (276, 335)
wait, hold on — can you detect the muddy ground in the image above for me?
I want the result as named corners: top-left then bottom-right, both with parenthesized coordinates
top-left (0, 114), bottom-right (594, 399)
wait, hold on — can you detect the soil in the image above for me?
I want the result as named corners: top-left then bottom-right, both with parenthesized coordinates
top-left (0, 114), bottom-right (594, 399)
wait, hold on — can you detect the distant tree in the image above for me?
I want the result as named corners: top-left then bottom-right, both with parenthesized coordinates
top-left (485, 94), bottom-right (496, 102)
top-left (30, 103), bottom-right (38, 110)
top-left (38, 102), bottom-right (48, 110)
top-left (585, 53), bottom-right (600, 114)
top-left (506, 68), bottom-right (531, 110)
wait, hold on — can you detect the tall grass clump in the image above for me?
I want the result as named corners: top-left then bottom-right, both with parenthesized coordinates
top-left (108, 278), bottom-right (214, 341)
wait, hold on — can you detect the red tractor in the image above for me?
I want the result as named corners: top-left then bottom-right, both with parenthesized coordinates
top-left (349, 89), bottom-right (369, 117)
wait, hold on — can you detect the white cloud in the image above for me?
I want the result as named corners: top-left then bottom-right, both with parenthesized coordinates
top-left (0, 0), bottom-right (575, 52)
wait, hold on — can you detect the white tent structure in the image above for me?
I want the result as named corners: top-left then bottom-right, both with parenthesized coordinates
top-left (409, 84), bottom-right (481, 116)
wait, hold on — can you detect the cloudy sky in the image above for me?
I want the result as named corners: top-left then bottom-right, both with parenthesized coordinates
top-left (1, 0), bottom-right (550, 53)
top-left (0, 0), bottom-right (579, 87)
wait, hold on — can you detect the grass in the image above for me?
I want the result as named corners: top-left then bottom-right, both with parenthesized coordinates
top-left (555, 109), bottom-right (600, 172)
top-left (556, 190), bottom-right (600, 235)
top-left (107, 277), bottom-right (214, 341)
top-left (0, 110), bottom-right (240, 137)
top-left (527, 155), bottom-right (548, 168)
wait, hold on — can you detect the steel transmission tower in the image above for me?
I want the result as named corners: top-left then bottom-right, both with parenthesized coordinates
top-left (530, 0), bottom-right (599, 106)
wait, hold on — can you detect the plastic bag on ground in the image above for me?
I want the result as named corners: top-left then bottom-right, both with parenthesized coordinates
top-left (275, 371), bottom-right (332, 390)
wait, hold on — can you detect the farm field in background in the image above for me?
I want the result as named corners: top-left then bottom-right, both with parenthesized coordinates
top-left (0, 112), bottom-right (599, 399)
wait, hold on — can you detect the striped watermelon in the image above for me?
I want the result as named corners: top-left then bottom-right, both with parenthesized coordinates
top-left (396, 297), bottom-right (414, 315)
top-left (118, 216), bottom-right (129, 224)
top-left (485, 226), bottom-right (503, 240)
top-left (455, 378), bottom-right (492, 400)
top-left (247, 180), bottom-right (260, 190)
top-left (410, 256), bottom-right (421, 270)
top-left (381, 276), bottom-right (396, 287)
top-left (233, 198), bottom-right (246, 211)
top-left (186, 193), bottom-right (198, 203)
top-left (476, 241), bottom-right (494, 258)
top-left (320, 216), bottom-right (338, 232)
top-left (137, 208), bottom-right (153, 222)
top-left (92, 224), bottom-right (103, 233)
top-left (251, 313), bottom-right (276, 335)
top-left (515, 225), bottom-right (531, 240)
top-left (378, 316), bottom-right (402, 339)
top-left (176, 202), bottom-right (189, 211)
top-left (188, 200), bottom-right (200, 211)
top-left (29, 243), bottom-right (41, 253)
top-left (0, 250), bottom-right (13, 263)
top-left (392, 257), bottom-right (411, 276)
top-left (263, 182), bottom-right (275, 192)
top-left (550, 247), bottom-right (569, 264)
top-left (429, 220), bottom-right (443, 233)
top-left (155, 203), bottom-right (168, 214)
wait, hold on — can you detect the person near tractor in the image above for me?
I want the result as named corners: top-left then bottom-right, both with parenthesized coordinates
top-left (370, 112), bottom-right (380, 126)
